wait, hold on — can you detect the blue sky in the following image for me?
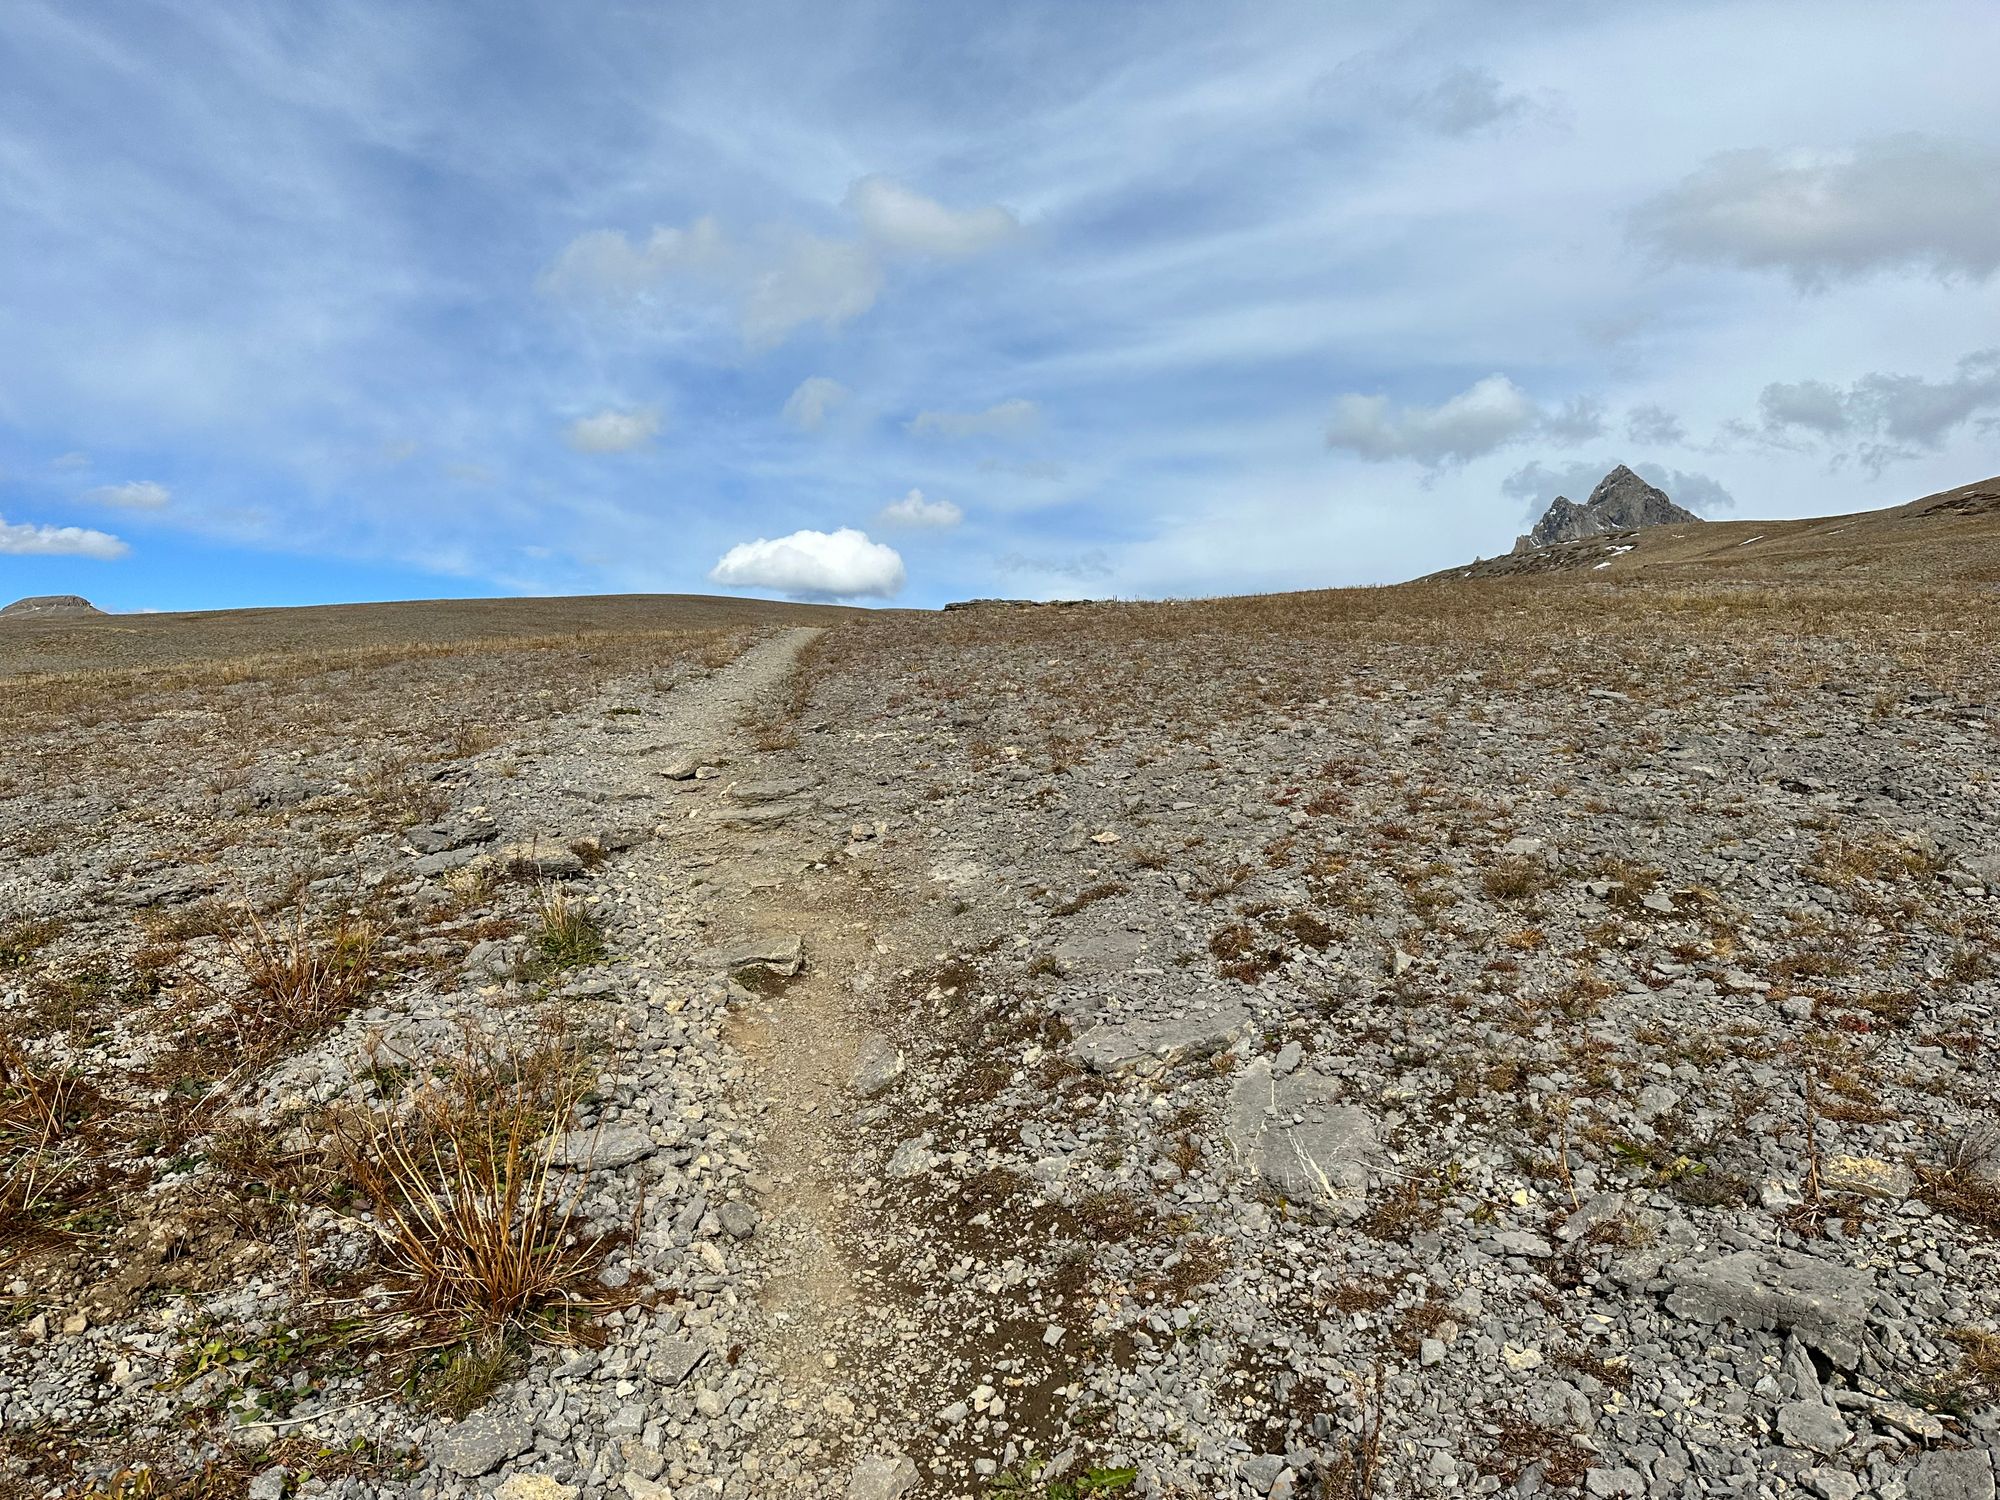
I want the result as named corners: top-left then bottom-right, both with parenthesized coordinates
top-left (3, 1), bottom-right (1998, 611)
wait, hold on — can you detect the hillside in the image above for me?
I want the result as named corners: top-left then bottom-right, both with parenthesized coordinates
top-left (1430, 475), bottom-right (2000, 585)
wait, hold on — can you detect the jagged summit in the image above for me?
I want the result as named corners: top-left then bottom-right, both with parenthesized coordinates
top-left (0, 594), bottom-right (102, 620)
top-left (1513, 465), bottom-right (1700, 554)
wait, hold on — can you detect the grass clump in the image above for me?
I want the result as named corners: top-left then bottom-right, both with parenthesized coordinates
top-left (332, 1035), bottom-right (615, 1363)
top-left (226, 902), bottom-right (381, 1050)
top-left (987, 1459), bottom-right (1137, 1498)
top-left (520, 889), bottom-right (609, 979)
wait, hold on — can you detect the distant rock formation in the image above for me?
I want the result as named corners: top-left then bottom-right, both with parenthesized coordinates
top-left (1513, 465), bottom-right (1700, 554)
top-left (0, 594), bottom-right (103, 620)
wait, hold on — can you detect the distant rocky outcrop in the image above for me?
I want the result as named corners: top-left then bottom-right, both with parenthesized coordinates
top-left (0, 594), bottom-right (103, 620)
top-left (1513, 465), bottom-right (1700, 554)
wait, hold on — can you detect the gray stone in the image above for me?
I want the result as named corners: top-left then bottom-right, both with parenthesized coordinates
top-left (405, 817), bottom-right (496, 855)
top-left (247, 1468), bottom-right (287, 1500)
top-left (848, 1454), bottom-right (918, 1500)
top-left (1802, 1469), bottom-right (1861, 1500)
top-left (728, 777), bottom-right (814, 804)
top-left (706, 933), bottom-right (804, 976)
top-left (1226, 1058), bottom-right (1378, 1213)
top-left (546, 1124), bottom-right (655, 1169)
top-left (498, 839), bottom-right (588, 878)
top-left (1583, 1468), bottom-right (1644, 1497)
top-left (1663, 1250), bottom-right (1873, 1367)
top-left (1819, 1154), bottom-right (1912, 1201)
top-left (851, 1032), bottom-right (904, 1097)
top-left (1907, 1449), bottom-right (1996, 1500)
top-left (1071, 1004), bottom-right (1248, 1075)
top-left (429, 1409), bottom-right (531, 1477)
top-left (651, 1339), bottom-right (707, 1387)
top-left (1776, 1399), bottom-right (1849, 1454)
top-left (717, 1200), bottom-right (757, 1239)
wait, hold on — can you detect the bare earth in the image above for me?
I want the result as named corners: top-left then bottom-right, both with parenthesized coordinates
top-left (2, 503), bottom-right (1998, 1499)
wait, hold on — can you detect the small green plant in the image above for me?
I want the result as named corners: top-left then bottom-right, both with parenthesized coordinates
top-left (986, 1458), bottom-right (1138, 1499)
top-left (523, 888), bottom-right (608, 977)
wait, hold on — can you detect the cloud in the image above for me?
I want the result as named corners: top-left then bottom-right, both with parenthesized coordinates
top-left (1411, 66), bottom-right (1532, 137)
top-left (1502, 459), bottom-right (1735, 516)
top-left (876, 488), bottom-right (962, 529)
top-left (541, 217), bottom-right (879, 348)
top-left (564, 407), bottom-right (661, 453)
top-left (542, 177), bottom-right (1013, 350)
top-left (1540, 396), bottom-right (1606, 446)
top-left (1631, 135), bottom-right (2000, 288)
top-left (84, 479), bottom-right (171, 509)
top-left (1327, 375), bottom-right (1541, 465)
top-left (1748, 349), bottom-right (2000, 470)
top-left (995, 549), bottom-right (1112, 581)
top-left (0, 515), bottom-right (129, 559)
top-left (1624, 405), bottom-right (1687, 445)
top-left (906, 398), bottom-right (1040, 440)
top-left (51, 451), bottom-right (91, 471)
top-left (708, 526), bottom-right (904, 599)
top-left (782, 376), bottom-right (851, 431)
top-left (845, 175), bottom-right (1021, 258)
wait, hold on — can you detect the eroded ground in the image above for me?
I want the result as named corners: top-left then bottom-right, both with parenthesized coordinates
top-left (3, 580), bottom-right (1998, 1500)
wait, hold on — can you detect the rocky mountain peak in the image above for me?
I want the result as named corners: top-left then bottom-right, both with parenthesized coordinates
top-left (0, 594), bottom-right (103, 619)
top-left (1513, 465), bottom-right (1701, 553)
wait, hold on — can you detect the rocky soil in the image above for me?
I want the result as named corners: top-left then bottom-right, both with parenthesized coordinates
top-left (3, 580), bottom-right (1998, 1500)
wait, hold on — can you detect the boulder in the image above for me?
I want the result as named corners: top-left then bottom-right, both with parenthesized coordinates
top-left (1663, 1251), bottom-right (1872, 1367)
top-left (1226, 1057), bottom-right (1378, 1217)
top-left (1071, 1005), bottom-right (1248, 1075)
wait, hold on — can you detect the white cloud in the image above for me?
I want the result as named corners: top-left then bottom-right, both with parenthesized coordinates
top-left (1327, 374), bottom-right (1541, 465)
top-left (0, 515), bottom-right (129, 558)
top-left (84, 479), bottom-right (171, 508)
top-left (51, 451), bottom-right (91, 471)
top-left (845, 175), bottom-right (1021, 258)
top-left (1631, 135), bottom-right (2000, 288)
top-left (906, 398), bottom-right (1040, 440)
top-left (782, 376), bottom-right (851, 431)
top-left (564, 407), bottom-right (661, 453)
top-left (1625, 405), bottom-right (1687, 445)
top-left (541, 217), bottom-right (877, 348)
top-left (1748, 349), bottom-right (2000, 470)
top-left (1411, 66), bottom-right (1533, 137)
top-left (876, 488), bottom-right (962, 529)
top-left (708, 526), bottom-right (904, 599)
top-left (541, 177), bottom-right (1013, 350)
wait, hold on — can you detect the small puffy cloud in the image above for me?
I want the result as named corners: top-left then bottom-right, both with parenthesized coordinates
top-left (1412, 66), bottom-right (1532, 137)
top-left (0, 515), bottom-right (128, 558)
top-left (1624, 405), bottom-right (1687, 445)
top-left (1541, 396), bottom-right (1606, 446)
top-left (907, 398), bottom-right (1040, 440)
top-left (564, 407), bottom-right (661, 453)
top-left (995, 549), bottom-right (1112, 582)
top-left (1631, 135), bottom-right (2000, 288)
top-left (1328, 374), bottom-right (1540, 465)
top-left (1502, 459), bottom-right (1735, 516)
top-left (708, 526), bottom-right (904, 600)
top-left (51, 451), bottom-right (91, 471)
top-left (783, 376), bottom-right (851, 431)
top-left (85, 480), bottom-right (170, 509)
top-left (1750, 350), bottom-right (2000, 470)
top-left (1758, 380), bottom-right (1853, 437)
top-left (876, 488), bottom-right (963, 529)
top-left (541, 217), bottom-right (879, 348)
top-left (846, 175), bottom-right (1020, 258)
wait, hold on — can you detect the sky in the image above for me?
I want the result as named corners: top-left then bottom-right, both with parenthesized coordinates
top-left (2, 1), bottom-right (1998, 612)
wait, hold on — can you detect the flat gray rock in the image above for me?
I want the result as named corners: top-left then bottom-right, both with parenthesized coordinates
top-left (728, 777), bottom-right (814, 804)
top-left (851, 1032), bottom-right (905, 1097)
top-left (1907, 1449), bottom-right (1996, 1500)
top-left (547, 1124), bottom-right (655, 1169)
top-left (430, 1409), bottom-right (531, 1477)
top-left (1663, 1251), bottom-right (1872, 1368)
top-left (1775, 1399), bottom-right (1849, 1455)
top-left (651, 1338), bottom-right (707, 1387)
top-left (705, 933), bottom-right (804, 976)
top-left (1071, 1004), bottom-right (1248, 1075)
top-left (848, 1454), bottom-right (918, 1500)
top-left (1226, 1057), bottom-right (1378, 1216)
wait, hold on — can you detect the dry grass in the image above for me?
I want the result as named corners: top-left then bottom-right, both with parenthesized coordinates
top-left (0, 1041), bottom-right (94, 1246)
top-left (332, 1033), bottom-right (616, 1355)
top-left (225, 902), bottom-right (381, 1052)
